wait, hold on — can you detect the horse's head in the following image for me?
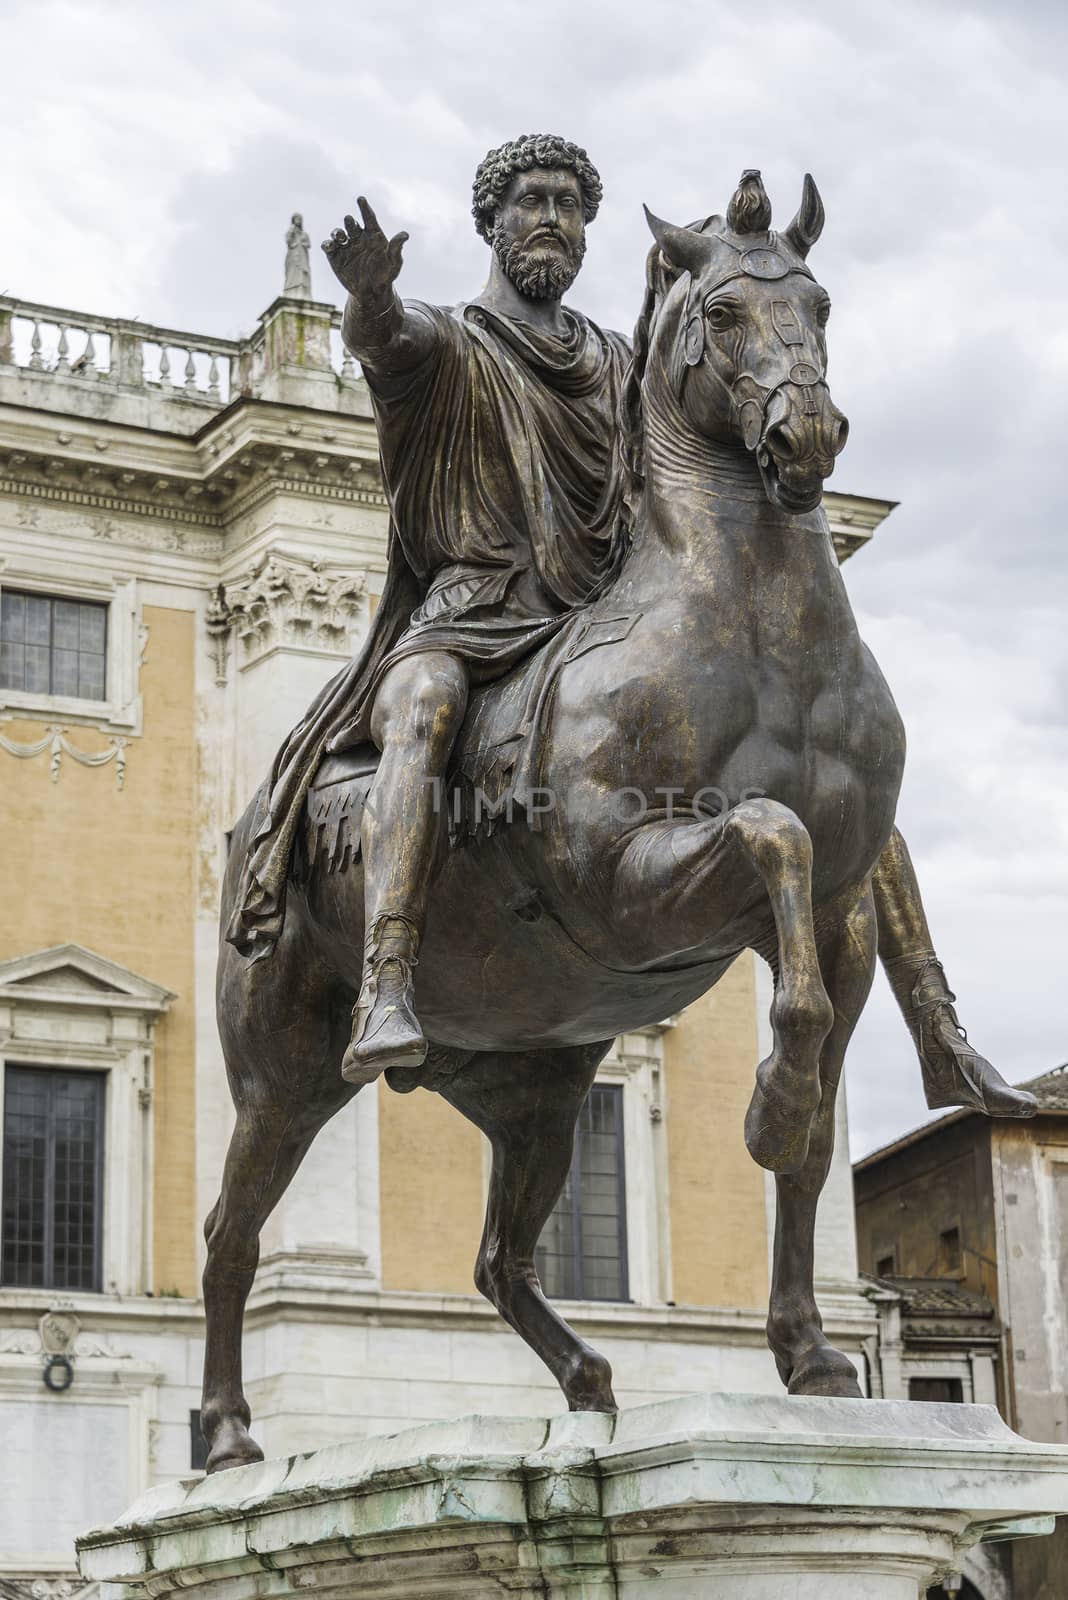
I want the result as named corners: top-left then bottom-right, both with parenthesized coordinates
top-left (640, 171), bottom-right (848, 513)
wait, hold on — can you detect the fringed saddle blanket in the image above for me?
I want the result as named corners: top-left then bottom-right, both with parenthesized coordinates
top-left (300, 606), bottom-right (641, 877)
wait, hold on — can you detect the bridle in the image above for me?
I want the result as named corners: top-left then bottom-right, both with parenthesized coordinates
top-left (676, 234), bottom-right (828, 453)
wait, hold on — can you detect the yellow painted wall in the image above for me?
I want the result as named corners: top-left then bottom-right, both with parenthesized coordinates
top-left (664, 954), bottom-right (770, 1309)
top-left (377, 1084), bottom-right (485, 1293)
top-left (0, 604), bottom-right (198, 1295)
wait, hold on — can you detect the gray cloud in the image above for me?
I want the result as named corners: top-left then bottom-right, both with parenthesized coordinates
top-left (4, 0), bottom-right (1064, 1159)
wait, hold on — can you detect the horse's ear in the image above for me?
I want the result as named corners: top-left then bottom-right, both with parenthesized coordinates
top-left (783, 174), bottom-right (825, 259)
top-left (643, 205), bottom-right (714, 277)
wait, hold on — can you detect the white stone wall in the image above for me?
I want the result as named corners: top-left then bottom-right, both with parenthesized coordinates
top-left (993, 1127), bottom-right (1068, 1445)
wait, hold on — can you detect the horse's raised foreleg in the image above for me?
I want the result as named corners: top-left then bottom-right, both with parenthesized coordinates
top-left (440, 1040), bottom-right (618, 1412)
top-left (767, 881), bottom-right (876, 1397)
top-left (202, 948), bottom-right (354, 1473)
top-left (616, 797), bottom-right (833, 1173)
top-left (874, 826), bottom-right (1036, 1117)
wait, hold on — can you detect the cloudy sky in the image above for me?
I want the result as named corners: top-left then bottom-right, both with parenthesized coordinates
top-left (5, 0), bottom-right (1065, 1158)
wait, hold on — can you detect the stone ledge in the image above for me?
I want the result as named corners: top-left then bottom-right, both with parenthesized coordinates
top-left (77, 1393), bottom-right (1068, 1600)
top-left (0, 1284), bottom-right (870, 1346)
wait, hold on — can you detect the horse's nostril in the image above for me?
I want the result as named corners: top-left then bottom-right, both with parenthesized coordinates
top-left (834, 415), bottom-right (850, 454)
top-left (766, 424), bottom-right (797, 461)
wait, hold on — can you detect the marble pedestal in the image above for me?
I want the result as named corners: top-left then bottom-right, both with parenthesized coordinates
top-left (77, 1394), bottom-right (1068, 1599)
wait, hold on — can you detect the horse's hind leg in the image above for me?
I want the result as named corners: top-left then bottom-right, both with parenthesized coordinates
top-left (616, 797), bottom-right (833, 1173)
top-left (202, 950), bottom-right (353, 1473)
top-left (440, 1041), bottom-right (618, 1412)
top-left (767, 881), bottom-right (877, 1398)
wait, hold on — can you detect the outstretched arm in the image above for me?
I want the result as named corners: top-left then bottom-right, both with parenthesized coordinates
top-left (322, 197), bottom-right (434, 371)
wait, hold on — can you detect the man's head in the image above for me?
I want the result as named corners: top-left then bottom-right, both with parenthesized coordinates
top-left (472, 134), bottom-right (602, 301)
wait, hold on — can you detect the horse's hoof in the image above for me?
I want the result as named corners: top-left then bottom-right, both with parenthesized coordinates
top-left (205, 1420), bottom-right (265, 1475)
top-left (744, 1080), bottom-right (812, 1174)
top-left (562, 1349), bottom-right (617, 1413)
top-left (920, 1013), bottom-right (1039, 1120)
top-left (786, 1343), bottom-right (863, 1399)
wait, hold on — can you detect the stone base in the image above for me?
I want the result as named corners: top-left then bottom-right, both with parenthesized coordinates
top-left (76, 1393), bottom-right (1068, 1599)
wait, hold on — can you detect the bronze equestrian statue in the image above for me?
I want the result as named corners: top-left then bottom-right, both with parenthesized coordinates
top-left (204, 139), bottom-right (1034, 1474)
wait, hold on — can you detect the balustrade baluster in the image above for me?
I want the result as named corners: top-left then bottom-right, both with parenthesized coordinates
top-left (78, 332), bottom-right (97, 378)
top-left (208, 355), bottom-right (221, 399)
top-left (184, 349), bottom-right (198, 391)
top-left (341, 347), bottom-right (356, 381)
top-left (56, 325), bottom-right (70, 374)
top-left (159, 346), bottom-right (172, 389)
top-left (28, 321), bottom-right (44, 370)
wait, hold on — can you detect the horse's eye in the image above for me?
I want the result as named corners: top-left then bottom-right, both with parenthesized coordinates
top-left (705, 304), bottom-right (734, 330)
top-left (816, 301), bottom-right (831, 327)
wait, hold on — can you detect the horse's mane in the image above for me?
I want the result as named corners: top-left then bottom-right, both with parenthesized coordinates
top-left (619, 217), bottom-right (719, 507)
top-left (619, 245), bottom-right (662, 506)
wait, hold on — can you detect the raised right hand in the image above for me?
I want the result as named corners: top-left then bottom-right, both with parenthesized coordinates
top-left (322, 197), bottom-right (409, 300)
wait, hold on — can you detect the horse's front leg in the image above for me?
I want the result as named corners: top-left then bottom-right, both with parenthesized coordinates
top-left (767, 881), bottom-right (876, 1397)
top-left (614, 798), bottom-right (833, 1173)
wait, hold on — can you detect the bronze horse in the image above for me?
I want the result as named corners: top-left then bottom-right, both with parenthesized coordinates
top-left (202, 176), bottom-right (903, 1472)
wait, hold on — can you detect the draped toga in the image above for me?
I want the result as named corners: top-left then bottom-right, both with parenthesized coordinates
top-left (226, 298), bottom-right (631, 959)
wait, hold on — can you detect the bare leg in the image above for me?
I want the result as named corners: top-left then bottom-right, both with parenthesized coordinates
top-left (441, 1041), bottom-right (618, 1411)
top-left (342, 651), bottom-right (469, 1084)
top-left (616, 798), bottom-right (834, 1174)
top-left (767, 884), bottom-right (875, 1397)
top-left (874, 827), bottom-right (1036, 1117)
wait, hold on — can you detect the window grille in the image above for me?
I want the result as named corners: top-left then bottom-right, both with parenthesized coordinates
top-left (0, 589), bottom-right (108, 700)
top-left (1, 1065), bottom-right (105, 1291)
top-left (536, 1083), bottom-right (629, 1302)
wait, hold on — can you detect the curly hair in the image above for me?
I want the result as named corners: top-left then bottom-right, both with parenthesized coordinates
top-left (472, 134), bottom-right (603, 242)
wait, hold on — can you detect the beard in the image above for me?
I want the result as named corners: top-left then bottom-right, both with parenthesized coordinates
top-left (490, 222), bottom-right (586, 301)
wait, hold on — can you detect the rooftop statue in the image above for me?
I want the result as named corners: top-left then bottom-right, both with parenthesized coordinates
top-left (283, 211), bottom-right (312, 298)
top-left (205, 143), bottom-right (1035, 1474)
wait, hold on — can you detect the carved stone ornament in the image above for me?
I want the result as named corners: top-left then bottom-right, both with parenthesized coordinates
top-left (0, 1579), bottom-right (100, 1600)
top-left (0, 722), bottom-right (127, 787)
top-left (207, 551), bottom-right (367, 680)
top-left (39, 1310), bottom-right (80, 1355)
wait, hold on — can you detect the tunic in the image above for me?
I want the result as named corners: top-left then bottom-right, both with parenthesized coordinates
top-left (226, 298), bottom-right (630, 959)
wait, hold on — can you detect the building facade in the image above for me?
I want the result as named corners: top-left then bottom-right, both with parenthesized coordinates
top-left (0, 266), bottom-right (893, 1587)
top-left (856, 1062), bottom-right (1068, 1599)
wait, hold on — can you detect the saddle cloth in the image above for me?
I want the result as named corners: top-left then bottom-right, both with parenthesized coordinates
top-left (302, 606), bottom-right (641, 875)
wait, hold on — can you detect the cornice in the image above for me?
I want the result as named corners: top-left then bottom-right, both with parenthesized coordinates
top-left (825, 490), bottom-right (898, 563)
top-left (0, 439), bottom-right (388, 538)
top-left (0, 474), bottom-right (227, 531)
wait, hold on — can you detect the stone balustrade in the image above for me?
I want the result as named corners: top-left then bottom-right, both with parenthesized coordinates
top-left (0, 294), bottom-right (359, 413)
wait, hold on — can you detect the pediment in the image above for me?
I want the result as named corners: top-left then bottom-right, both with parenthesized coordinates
top-left (0, 944), bottom-right (175, 1012)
